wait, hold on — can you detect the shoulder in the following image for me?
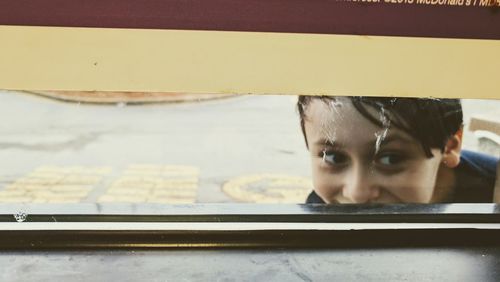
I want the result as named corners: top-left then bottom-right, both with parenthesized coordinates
top-left (452, 150), bottom-right (499, 202)
top-left (460, 150), bottom-right (498, 179)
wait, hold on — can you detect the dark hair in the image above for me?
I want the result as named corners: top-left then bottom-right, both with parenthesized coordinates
top-left (297, 96), bottom-right (463, 157)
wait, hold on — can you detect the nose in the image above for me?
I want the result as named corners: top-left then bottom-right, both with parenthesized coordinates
top-left (342, 167), bottom-right (379, 203)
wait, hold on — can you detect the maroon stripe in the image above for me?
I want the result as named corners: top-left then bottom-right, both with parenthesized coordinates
top-left (0, 0), bottom-right (499, 40)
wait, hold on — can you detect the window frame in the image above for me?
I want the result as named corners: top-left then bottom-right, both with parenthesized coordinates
top-left (1, 203), bottom-right (500, 249)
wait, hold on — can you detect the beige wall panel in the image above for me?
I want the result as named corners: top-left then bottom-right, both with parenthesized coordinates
top-left (0, 26), bottom-right (499, 99)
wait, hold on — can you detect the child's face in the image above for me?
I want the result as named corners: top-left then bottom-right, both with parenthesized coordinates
top-left (303, 98), bottom-right (446, 204)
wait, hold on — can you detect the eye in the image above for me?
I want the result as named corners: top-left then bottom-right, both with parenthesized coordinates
top-left (376, 153), bottom-right (405, 166)
top-left (322, 150), bottom-right (348, 166)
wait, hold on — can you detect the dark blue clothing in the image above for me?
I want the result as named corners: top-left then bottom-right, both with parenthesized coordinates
top-left (453, 150), bottom-right (498, 202)
top-left (306, 150), bottom-right (499, 204)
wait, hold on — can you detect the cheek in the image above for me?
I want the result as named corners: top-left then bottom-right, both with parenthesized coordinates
top-left (310, 159), bottom-right (342, 202)
top-left (382, 162), bottom-right (441, 203)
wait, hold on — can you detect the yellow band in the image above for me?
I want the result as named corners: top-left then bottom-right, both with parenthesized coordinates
top-left (1, 25), bottom-right (498, 99)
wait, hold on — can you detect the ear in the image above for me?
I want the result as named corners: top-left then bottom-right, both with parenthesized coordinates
top-left (442, 127), bottom-right (463, 168)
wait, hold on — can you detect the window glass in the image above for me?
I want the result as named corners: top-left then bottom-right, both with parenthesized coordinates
top-left (0, 90), bottom-right (498, 205)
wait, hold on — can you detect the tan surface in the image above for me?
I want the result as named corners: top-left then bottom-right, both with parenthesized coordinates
top-left (1, 26), bottom-right (500, 99)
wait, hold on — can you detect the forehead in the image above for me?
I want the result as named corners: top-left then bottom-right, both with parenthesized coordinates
top-left (303, 97), bottom-right (414, 145)
top-left (304, 97), bottom-right (379, 132)
top-left (305, 97), bottom-right (365, 124)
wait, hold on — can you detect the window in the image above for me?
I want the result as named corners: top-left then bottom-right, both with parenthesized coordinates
top-left (0, 91), bottom-right (498, 206)
top-left (0, 0), bottom-right (499, 263)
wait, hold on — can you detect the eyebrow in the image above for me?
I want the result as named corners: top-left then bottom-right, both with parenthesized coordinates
top-left (313, 139), bottom-right (343, 147)
top-left (313, 133), bottom-right (415, 148)
top-left (377, 134), bottom-right (415, 146)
